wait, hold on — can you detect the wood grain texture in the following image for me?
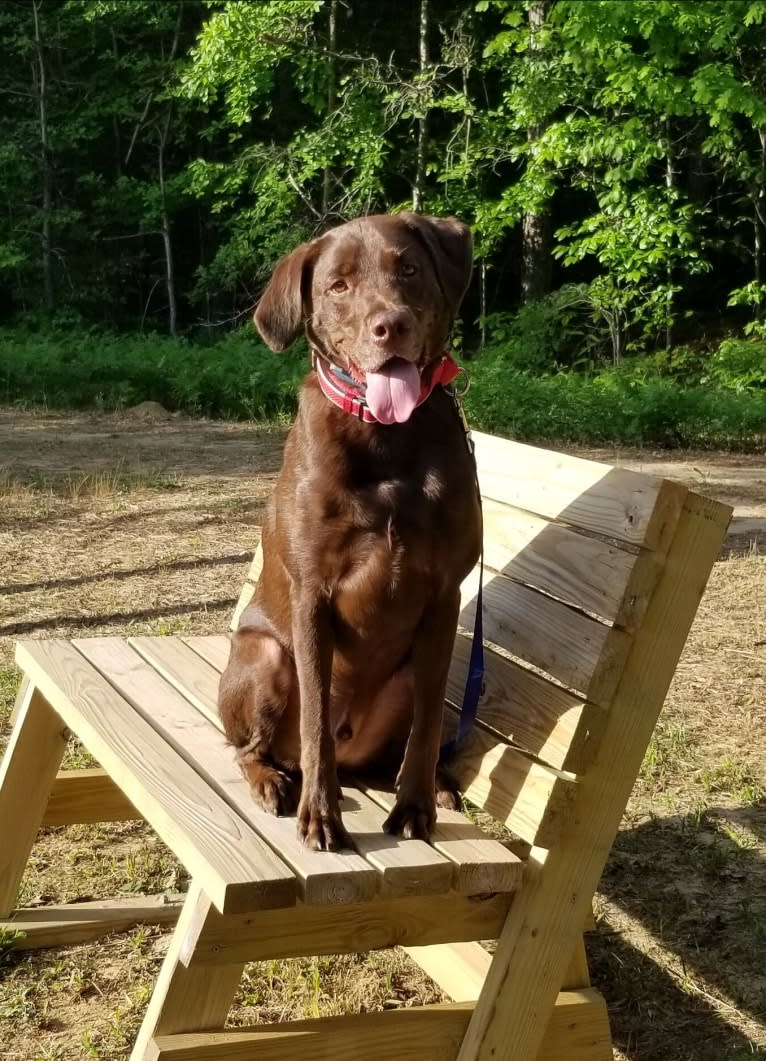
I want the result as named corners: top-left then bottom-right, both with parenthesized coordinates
top-left (76, 637), bottom-right (377, 906)
top-left (359, 783), bottom-right (523, 894)
top-left (128, 636), bottom-right (222, 728)
top-left (3, 895), bottom-right (181, 950)
top-left (183, 635), bottom-right (231, 673)
top-left (123, 637), bottom-right (461, 899)
top-left (44, 768), bottom-right (141, 826)
top-left (480, 499), bottom-right (644, 626)
top-left (15, 639), bottom-right (296, 916)
top-left (149, 990), bottom-right (612, 1061)
top-left (456, 491), bottom-right (731, 1061)
top-left (403, 941), bottom-right (490, 1002)
top-left (181, 891), bottom-right (514, 967)
top-left (0, 685), bottom-right (68, 915)
top-left (446, 633), bottom-right (600, 773)
top-left (460, 566), bottom-right (632, 707)
top-left (439, 712), bottom-right (575, 849)
top-left (472, 430), bottom-right (687, 549)
top-left (131, 885), bottom-right (244, 1061)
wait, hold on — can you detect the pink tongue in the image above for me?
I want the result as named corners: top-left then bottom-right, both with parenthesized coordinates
top-left (365, 359), bottom-right (421, 424)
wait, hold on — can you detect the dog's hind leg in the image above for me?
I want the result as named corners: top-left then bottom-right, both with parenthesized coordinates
top-left (219, 608), bottom-right (300, 816)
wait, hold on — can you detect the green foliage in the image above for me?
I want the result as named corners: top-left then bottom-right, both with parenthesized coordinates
top-left (465, 346), bottom-right (766, 451)
top-left (481, 286), bottom-right (594, 372)
top-left (705, 339), bottom-right (766, 391)
top-left (0, 329), bottom-right (307, 420)
top-left (1, 328), bottom-right (763, 452)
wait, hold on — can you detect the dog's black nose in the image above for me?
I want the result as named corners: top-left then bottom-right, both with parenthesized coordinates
top-left (369, 310), bottom-right (410, 345)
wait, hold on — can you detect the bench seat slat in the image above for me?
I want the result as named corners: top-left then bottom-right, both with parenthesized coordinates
top-left (14, 640), bottom-right (296, 915)
top-left (75, 637), bottom-right (381, 905)
top-left (136, 636), bottom-right (519, 895)
top-left (118, 638), bottom-right (486, 898)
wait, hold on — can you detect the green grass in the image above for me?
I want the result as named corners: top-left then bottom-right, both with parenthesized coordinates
top-left (2, 326), bottom-right (765, 449)
top-left (464, 351), bottom-right (766, 451)
top-left (0, 328), bottom-right (306, 420)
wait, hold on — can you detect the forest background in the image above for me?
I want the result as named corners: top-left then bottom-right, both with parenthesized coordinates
top-left (2, 0), bottom-right (766, 448)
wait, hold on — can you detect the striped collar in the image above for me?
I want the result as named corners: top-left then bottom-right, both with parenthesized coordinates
top-left (311, 351), bottom-right (461, 423)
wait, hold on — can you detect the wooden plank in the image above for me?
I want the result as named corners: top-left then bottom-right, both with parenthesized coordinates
top-left (150, 990), bottom-right (612, 1061)
top-left (131, 885), bottom-right (244, 1061)
top-left (3, 895), bottom-right (182, 950)
top-left (563, 936), bottom-right (591, 990)
top-left (0, 685), bottom-right (69, 915)
top-left (183, 635), bottom-right (231, 673)
top-left (472, 430), bottom-right (687, 549)
top-left (127, 636), bottom-right (457, 898)
top-left (459, 566), bottom-right (632, 707)
top-left (359, 783), bottom-right (523, 893)
top-left (77, 638), bottom-right (378, 905)
top-left (403, 941), bottom-right (490, 1002)
top-left (230, 582), bottom-right (256, 631)
top-left (481, 499), bottom-right (649, 627)
top-left (229, 545), bottom-right (263, 630)
top-left (15, 640), bottom-right (297, 916)
top-left (457, 491), bottom-right (732, 1061)
top-left (128, 636), bottom-right (222, 728)
top-left (405, 926), bottom-right (593, 1002)
top-left (44, 768), bottom-right (141, 826)
top-left (181, 891), bottom-right (514, 967)
top-left (446, 633), bottom-right (598, 773)
top-left (439, 716), bottom-right (575, 849)
top-left (9, 673), bottom-right (30, 727)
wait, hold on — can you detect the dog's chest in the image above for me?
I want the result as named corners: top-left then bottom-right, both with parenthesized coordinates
top-left (333, 467), bottom-right (460, 598)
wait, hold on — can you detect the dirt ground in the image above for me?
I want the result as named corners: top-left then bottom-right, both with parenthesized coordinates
top-left (0, 406), bottom-right (764, 1060)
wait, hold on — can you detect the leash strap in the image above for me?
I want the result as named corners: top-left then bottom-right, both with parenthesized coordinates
top-left (440, 381), bottom-right (485, 763)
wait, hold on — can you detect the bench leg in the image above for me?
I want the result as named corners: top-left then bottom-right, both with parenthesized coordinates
top-left (0, 683), bottom-right (69, 916)
top-left (130, 883), bottom-right (245, 1061)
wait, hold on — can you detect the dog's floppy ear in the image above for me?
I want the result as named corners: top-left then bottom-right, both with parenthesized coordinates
top-left (254, 240), bottom-right (319, 351)
top-left (402, 213), bottom-right (473, 312)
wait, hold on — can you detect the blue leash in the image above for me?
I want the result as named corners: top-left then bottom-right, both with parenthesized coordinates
top-left (439, 383), bottom-right (484, 763)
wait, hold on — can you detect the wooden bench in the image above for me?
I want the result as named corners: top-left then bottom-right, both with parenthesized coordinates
top-left (0, 431), bottom-right (731, 1061)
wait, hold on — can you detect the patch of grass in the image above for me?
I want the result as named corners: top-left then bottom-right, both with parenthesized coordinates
top-left (700, 757), bottom-right (765, 804)
top-left (0, 328), bottom-right (306, 420)
top-left (640, 719), bottom-right (693, 784)
top-left (0, 462), bottom-right (180, 502)
top-left (0, 663), bottom-right (20, 721)
top-left (464, 351), bottom-right (766, 450)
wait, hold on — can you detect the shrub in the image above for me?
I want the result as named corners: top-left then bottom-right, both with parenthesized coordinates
top-left (0, 328), bottom-right (308, 419)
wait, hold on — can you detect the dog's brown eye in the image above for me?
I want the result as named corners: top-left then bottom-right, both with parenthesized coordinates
top-left (401, 264), bottom-right (417, 277)
top-left (330, 279), bottom-right (348, 294)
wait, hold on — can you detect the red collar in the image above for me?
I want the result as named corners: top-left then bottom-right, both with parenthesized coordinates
top-left (311, 352), bottom-right (462, 423)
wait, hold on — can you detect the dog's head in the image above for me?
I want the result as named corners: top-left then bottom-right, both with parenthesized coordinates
top-left (254, 213), bottom-right (472, 393)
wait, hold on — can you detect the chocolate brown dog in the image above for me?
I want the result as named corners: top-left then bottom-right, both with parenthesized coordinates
top-left (219, 213), bottom-right (482, 851)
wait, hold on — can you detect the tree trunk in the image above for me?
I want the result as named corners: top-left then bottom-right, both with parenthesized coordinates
top-left (412, 0), bottom-right (429, 213)
top-left (158, 109), bottom-right (177, 337)
top-left (110, 29), bottom-right (122, 178)
top-left (157, 4), bottom-right (183, 337)
top-left (322, 0), bottom-right (338, 217)
top-left (755, 128), bottom-right (766, 322)
top-left (665, 121), bottom-right (674, 350)
top-left (32, 0), bottom-right (54, 312)
top-left (521, 0), bottom-right (551, 304)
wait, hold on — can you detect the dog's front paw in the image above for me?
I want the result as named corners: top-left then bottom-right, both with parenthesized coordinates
top-left (240, 761), bottom-right (297, 816)
top-left (383, 789), bottom-right (437, 841)
top-left (297, 790), bottom-right (352, 852)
